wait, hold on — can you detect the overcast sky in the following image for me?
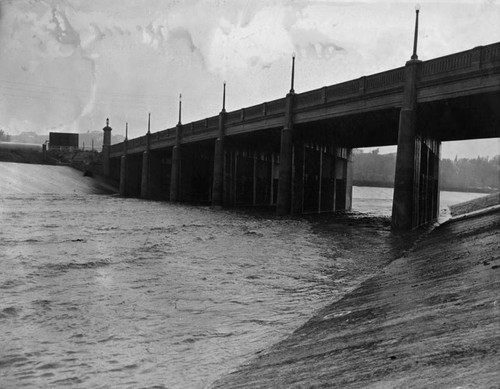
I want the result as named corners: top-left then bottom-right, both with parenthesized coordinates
top-left (1, 0), bottom-right (499, 158)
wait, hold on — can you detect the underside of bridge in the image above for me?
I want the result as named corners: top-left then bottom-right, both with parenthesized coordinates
top-left (294, 107), bottom-right (401, 149)
top-left (419, 92), bottom-right (500, 142)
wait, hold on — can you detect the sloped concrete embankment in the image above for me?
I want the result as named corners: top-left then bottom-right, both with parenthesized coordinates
top-left (213, 207), bottom-right (500, 388)
top-left (449, 192), bottom-right (500, 217)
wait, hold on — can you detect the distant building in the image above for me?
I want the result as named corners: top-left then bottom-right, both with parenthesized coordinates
top-left (49, 132), bottom-right (79, 150)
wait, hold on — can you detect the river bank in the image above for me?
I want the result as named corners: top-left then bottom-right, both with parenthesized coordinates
top-left (353, 180), bottom-right (499, 194)
top-left (212, 205), bottom-right (500, 388)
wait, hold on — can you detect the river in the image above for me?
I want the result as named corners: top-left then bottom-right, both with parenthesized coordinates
top-left (0, 162), bottom-right (487, 388)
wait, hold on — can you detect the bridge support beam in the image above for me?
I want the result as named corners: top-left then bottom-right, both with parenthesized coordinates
top-left (392, 59), bottom-right (440, 229)
top-left (277, 92), bottom-right (295, 215)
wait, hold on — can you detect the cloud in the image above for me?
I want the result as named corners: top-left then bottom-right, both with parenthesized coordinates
top-left (0, 0), bottom-right (499, 156)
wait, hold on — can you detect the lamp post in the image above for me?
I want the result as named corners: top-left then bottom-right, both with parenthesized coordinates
top-left (290, 52), bottom-right (296, 93)
top-left (411, 4), bottom-right (421, 60)
top-left (222, 81), bottom-right (226, 112)
top-left (178, 93), bottom-right (182, 125)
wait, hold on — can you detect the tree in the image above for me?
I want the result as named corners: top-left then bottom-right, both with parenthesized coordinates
top-left (0, 129), bottom-right (11, 142)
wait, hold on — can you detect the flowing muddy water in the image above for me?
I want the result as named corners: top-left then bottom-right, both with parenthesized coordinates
top-left (0, 163), bottom-right (487, 388)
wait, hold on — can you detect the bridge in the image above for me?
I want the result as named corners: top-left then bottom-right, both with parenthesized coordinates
top-left (103, 41), bottom-right (500, 230)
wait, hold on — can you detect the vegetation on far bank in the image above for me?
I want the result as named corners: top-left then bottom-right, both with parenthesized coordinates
top-left (353, 150), bottom-right (499, 193)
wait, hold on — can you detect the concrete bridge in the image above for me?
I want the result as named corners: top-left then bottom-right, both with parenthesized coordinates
top-left (103, 41), bottom-right (500, 230)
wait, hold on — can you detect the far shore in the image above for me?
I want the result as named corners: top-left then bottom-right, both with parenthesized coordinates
top-left (353, 180), bottom-right (499, 194)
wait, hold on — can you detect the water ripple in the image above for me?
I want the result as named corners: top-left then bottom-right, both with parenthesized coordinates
top-left (0, 177), bottom-right (428, 389)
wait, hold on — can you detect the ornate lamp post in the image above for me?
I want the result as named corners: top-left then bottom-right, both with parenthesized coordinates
top-left (178, 93), bottom-right (182, 125)
top-left (411, 4), bottom-right (421, 60)
top-left (222, 81), bottom-right (226, 112)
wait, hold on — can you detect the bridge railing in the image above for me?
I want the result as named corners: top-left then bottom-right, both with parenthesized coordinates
top-left (295, 89), bottom-right (324, 110)
top-left (207, 116), bottom-right (219, 129)
top-left (480, 42), bottom-right (500, 63)
top-left (226, 110), bottom-right (242, 124)
top-left (420, 42), bottom-right (500, 80)
top-left (109, 143), bottom-right (123, 154)
top-left (181, 116), bottom-right (219, 136)
top-left (128, 137), bottom-right (144, 149)
top-left (155, 127), bottom-right (176, 141)
top-left (364, 67), bottom-right (405, 91)
top-left (421, 50), bottom-right (472, 77)
top-left (244, 103), bottom-right (265, 121)
top-left (266, 98), bottom-right (286, 115)
top-left (224, 98), bottom-right (286, 125)
top-left (326, 80), bottom-right (359, 101)
top-left (294, 66), bottom-right (405, 110)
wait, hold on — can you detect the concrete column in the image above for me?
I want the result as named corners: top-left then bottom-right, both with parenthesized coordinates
top-left (119, 129), bottom-right (128, 197)
top-left (212, 111), bottom-right (226, 206)
top-left (318, 146), bottom-right (323, 213)
top-left (170, 124), bottom-right (182, 202)
top-left (253, 155), bottom-right (257, 206)
top-left (140, 129), bottom-right (151, 199)
top-left (119, 154), bottom-right (127, 196)
top-left (392, 59), bottom-right (421, 230)
top-left (345, 149), bottom-right (353, 211)
top-left (233, 152), bottom-right (238, 204)
top-left (276, 92), bottom-right (295, 215)
top-left (140, 150), bottom-right (150, 199)
top-left (432, 142), bottom-right (441, 219)
top-left (270, 154), bottom-right (275, 206)
top-left (333, 149), bottom-right (353, 212)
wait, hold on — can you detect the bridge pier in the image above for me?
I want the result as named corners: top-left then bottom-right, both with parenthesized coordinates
top-left (392, 59), bottom-right (440, 229)
top-left (119, 154), bottom-right (127, 196)
top-left (140, 150), bottom-right (150, 199)
top-left (277, 92), bottom-right (295, 215)
top-left (140, 130), bottom-right (151, 199)
top-left (212, 110), bottom-right (226, 206)
top-left (102, 119), bottom-right (112, 177)
top-left (170, 145), bottom-right (181, 201)
top-left (170, 123), bottom-right (182, 202)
